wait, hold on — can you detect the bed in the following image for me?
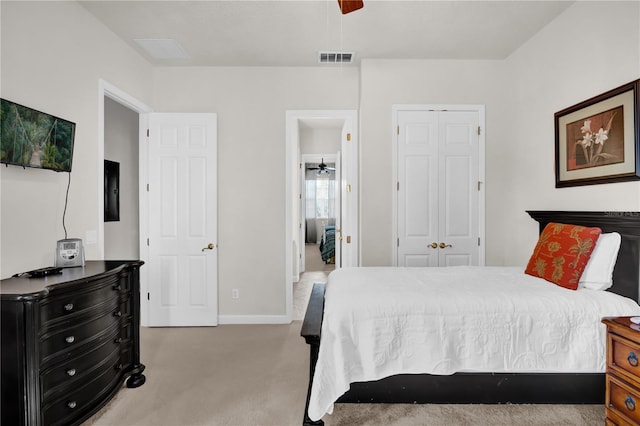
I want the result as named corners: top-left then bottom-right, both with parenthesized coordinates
top-left (320, 225), bottom-right (335, 263)
top-left (300, 211), bottom-right (640, 426)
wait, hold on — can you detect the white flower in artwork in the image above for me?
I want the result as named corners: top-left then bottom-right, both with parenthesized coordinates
top-left (573, 110), bottom-right (619, 168)
top-left (594, 127), bottom-right (609, 145)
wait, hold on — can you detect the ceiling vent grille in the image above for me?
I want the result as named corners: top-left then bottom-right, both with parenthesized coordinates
top-left (134, 38), bottom-right (189, 60)
top-left (319, 51), bottom-right (354, 64)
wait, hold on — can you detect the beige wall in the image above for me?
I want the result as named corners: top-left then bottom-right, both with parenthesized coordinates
top-left (358, 1), bottom-right (640, 268)
top-left (0, 1), bottom-right (153, 277)
top-left (1, 1), bottom-right (639, 319)
top-left (300, 127), bottom-right (342, 155)
top-left (104, 97), bottom-right (139, 260)
top-left (498, 0), bottom-right (640, 266)
top-left (152, 66), bottom-right (359, 316)
top-left (359, 59), bottom-right (507, 266)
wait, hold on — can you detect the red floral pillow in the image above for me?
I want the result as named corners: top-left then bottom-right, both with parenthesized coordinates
top-left (525, 222), bottom-right (601, 290)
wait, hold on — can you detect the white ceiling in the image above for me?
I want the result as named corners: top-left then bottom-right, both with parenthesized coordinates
top-left (79, 0), bottom-right (573, 67)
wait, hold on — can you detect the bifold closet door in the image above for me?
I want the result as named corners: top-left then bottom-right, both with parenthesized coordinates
top-left (397, 109), bottom-right (479, 267)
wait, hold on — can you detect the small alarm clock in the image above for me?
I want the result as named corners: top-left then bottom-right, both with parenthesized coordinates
top-left (55, 238), bottom-right (85, 268)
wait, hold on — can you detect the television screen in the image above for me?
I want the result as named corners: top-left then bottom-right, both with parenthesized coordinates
top-left (0, 98), bottom-right (76, 172)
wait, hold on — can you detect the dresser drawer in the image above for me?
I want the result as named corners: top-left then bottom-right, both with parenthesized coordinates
top-left (607, 374), bottom-right (640, 424)
top-left (39, 275), bottom-right (122, 327)
top-left (41, 351), bottom-right (123, 426)
top-left (41, 329), bottom-right (123, 402)
top-left (40, 306), bottom-right (121, 365)
top-left (605, 416), bottom-right (618, 426)
top-left (609, 332), bottom-right (640, 384)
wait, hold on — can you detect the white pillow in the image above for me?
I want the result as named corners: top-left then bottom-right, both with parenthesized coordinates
top-left (579, 232), bottom-right (621, 290)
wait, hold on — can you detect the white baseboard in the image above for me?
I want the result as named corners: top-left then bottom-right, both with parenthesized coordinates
top-left (218, 314), bottom-right (292, 325)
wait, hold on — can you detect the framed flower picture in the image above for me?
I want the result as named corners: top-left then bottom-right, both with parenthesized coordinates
top-left (555, 79), bottom-right (640, 187)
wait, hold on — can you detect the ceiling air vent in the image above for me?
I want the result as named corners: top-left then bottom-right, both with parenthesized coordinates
top-left (134, 38), bottom-right (189, 60)
top-left (319, 51), bottom-right (354, 64)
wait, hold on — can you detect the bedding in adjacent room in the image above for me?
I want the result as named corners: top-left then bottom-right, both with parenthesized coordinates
top-left (308, 266), bottom-right (640, 421)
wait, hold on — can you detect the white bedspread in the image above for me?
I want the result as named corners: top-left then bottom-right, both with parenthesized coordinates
top-left (308, 266), bottom-right (640, 421)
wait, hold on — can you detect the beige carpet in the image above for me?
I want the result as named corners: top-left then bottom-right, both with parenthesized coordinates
top-left (85, 322), bottom-right (605, 426)
top-left (292, 244), bottom-right (335, 321)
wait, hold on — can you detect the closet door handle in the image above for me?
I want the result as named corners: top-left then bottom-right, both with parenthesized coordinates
top-left (439, 242), bottom-right (453, 249)
top-left (429, 242), bottom-right (438, 249)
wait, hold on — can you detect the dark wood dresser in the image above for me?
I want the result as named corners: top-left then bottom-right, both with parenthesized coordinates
top-left (1, 261), bottom-right (145, 426)
top-left (603, 316), bottom-right (640, 425)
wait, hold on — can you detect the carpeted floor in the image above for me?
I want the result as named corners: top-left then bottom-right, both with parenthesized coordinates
top-left (85, 322), bottom-right (605, 426)
top-left (292, 244), bottom-right (335, 320)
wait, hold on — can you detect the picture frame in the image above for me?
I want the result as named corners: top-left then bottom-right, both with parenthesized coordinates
top-left (555, 79), bottom-right (640, 188)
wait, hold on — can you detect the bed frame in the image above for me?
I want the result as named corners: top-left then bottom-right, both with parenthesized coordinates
top-left (300, 211), bottom-right (640, 425)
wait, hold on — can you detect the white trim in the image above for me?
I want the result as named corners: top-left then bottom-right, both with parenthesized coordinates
top-left (391, 104), bottom-right (486, 266)
top-left (98, 79), bottom-right (153, 326)
top-left (218, 315), bottom-right (291, 325)
top-left (285, 110), bottom-right (358, 325)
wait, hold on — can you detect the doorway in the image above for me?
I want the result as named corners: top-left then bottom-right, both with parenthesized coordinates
top-left (285, 110), bottom-right (358, 321)
top-left (103, 97), bottom-right (139, 260)
top-left (99, 80), bottom-right (153, 324)
top-left (392, 104), bottom-right (486, 267)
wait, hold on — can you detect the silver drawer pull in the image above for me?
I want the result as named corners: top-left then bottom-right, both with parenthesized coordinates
top-left (66, 368), bottom-right (76, 377)
top-left (64, 303), bottom-right (74, 312)
top-left (113, 311), bottom-right (122, 318)
top-left (65, 336), bottom-right (75, 344)
top-left (67, 401), bottom-right (77, 409)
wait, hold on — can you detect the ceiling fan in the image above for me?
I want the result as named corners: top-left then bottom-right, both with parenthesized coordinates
top-left (307, 159), bottom-right (336, 174)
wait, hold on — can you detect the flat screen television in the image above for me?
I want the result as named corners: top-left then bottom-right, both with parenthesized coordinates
top-left (1, 98), bottom-right (76, 172)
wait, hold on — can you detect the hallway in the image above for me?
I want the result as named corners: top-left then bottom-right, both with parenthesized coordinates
top-left (292, 244), bottom-right (335, 320)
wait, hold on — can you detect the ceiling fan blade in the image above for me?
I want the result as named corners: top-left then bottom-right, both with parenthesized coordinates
top-left (338, 0), bottom-right (363, 14)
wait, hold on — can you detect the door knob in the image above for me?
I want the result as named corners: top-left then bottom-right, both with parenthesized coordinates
top-left (430, 242), bottom-right (438, 249)
top-left (439, 242), bottom-right (453, 249)
top-left (202, 243), bottom-right (215, 252)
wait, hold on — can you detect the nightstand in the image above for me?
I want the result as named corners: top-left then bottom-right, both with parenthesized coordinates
top-left (603, 317), bottom-right (640, 425)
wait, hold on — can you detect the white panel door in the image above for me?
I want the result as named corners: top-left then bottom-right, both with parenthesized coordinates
top-left (397, 109), bottom-right (479, 267)
top-left (147, 113), bottom-right (218, 326)
top-left (438, 111), bottom-right (479, 266)
top-left (397, 111), bottom-right (439, 267)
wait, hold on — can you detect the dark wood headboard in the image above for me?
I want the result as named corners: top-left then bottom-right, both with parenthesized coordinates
top-left (527, 211), bottom-right (640, 303)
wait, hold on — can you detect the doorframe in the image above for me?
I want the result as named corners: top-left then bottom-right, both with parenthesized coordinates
top-left (391, 104), bottom-right (486, 267)
top-left (98, 79), bottom-right (153, 325)
top-left (300, 153), bottom-right (338, 274)
top-left (285, 110), bottom-right (358, 322)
